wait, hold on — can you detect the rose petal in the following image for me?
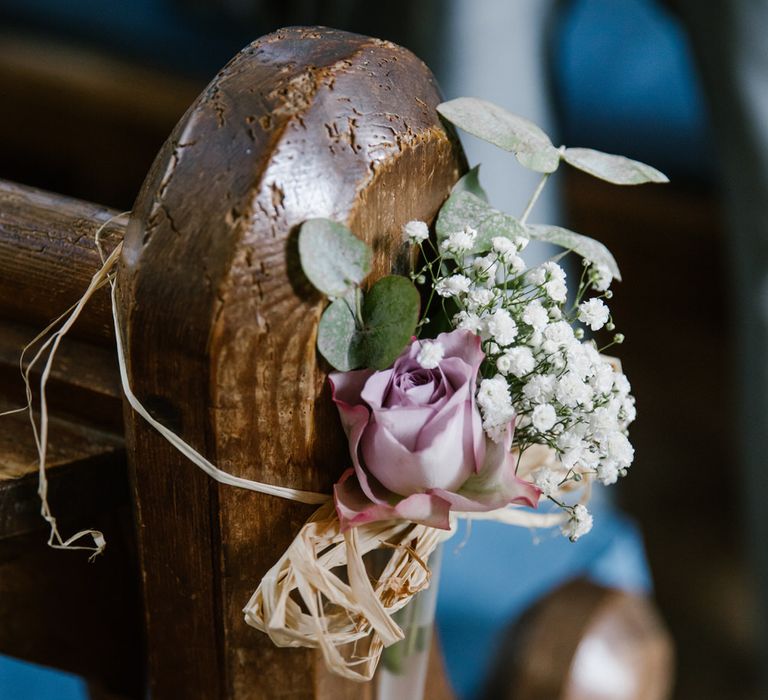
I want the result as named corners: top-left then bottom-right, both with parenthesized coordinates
top-left (433, 358), bottom-right (485, 473)
top-left (435, 329), bottom-right (484, 371)
top-left (371, 405), bottom-right (435, 452)
top-left (464, 395), bottom-right (486, 473)
top-left (429, 430), bottom-right (540, 511)
top-left (359, 368), bottom-right (394, 410)
top-left (329, 369), bottom-right (374, 412)
top-left (361, 405), bottom-right (474, 494)
top-left (330, 372), bottom-right (389, 505)
top-left (334, 469), bottom-right (451, 530)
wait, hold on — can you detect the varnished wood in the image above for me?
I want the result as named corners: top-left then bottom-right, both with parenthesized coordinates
top-left (119, 26), bottom-right (464, 699)
top-left (0, 179), bottom-right (125, 344)
top-left (0, 395), bottom-right (125, 539)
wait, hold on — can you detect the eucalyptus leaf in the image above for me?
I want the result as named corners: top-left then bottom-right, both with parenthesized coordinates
top-left (563, 147), bottom-right (669, 185)
top-left (526, 224), bottom-right (621, 281)
top-left (298, 218), bottom-right (372, 297)
top-left (452, 165), bottom-right (489, 201)
top-left (317, 296), bottom-right (364, 371)
top-left (359, 276), bottom-right (420, 370)
top-left (437, 190), bottom-right (526, 255)
top-left (437, 98), bottom-right (560, 173)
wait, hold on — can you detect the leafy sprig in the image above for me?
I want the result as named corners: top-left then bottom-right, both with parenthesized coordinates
top-left (298, 219), bottom-right (420, 371)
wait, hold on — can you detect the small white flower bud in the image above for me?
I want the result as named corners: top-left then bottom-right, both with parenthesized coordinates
top-left (416, 341), bottom-right (444, 369)
top-left (402, 220), bottom-right (429, 244)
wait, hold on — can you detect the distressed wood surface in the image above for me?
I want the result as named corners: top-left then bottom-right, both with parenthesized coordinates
top-left (119, 26), bottom-right (463, 699)
top-left (0, 179), bottom-right (125, 344)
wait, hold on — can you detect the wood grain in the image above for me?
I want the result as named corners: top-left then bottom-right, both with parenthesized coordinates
top-left (0, 179), bottom-right (125, 343)
top-left (119, 27), bottom-right (464, 699)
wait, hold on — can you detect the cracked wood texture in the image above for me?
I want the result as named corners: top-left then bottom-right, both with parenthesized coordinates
top-left (118, 27), bottom-right (464, 699)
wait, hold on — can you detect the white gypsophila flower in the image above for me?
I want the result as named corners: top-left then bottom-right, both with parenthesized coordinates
top-left (522, 300), bottom-right (549, 331)
top-left (512, 235), bottom-right (529, 252)
top-left (579, 446), bottom-right (601, 469)
top-left (578, 298), bottom-right (610, 331)
top-left (549, 306), bottom-right (563, 321)
top-left (477, 375), bottom-right (515, 437)
top-left (589, 406), bottom-right (618, 436)
top-left (613, 372), bottom-right (632, 395)
top-left (591, 362), bottom-right (615, 395)
top-left (485, 308), bottom-right (518, 346)
top-left (544, 321), bottom-right (576, 349)
top-left (543, 261), bottom-right (566, 281)
top-left (531, 403), bottom-right (557, 432)
top-left (562, 504), bottom-right (593, 541)
top-left (477, 375), bottom-right (513, 413)
top-left (605, 432), bottom-right (635, 468)
top-left (496, 354), bottom-right (512, 375)
top-left (491, 236), bottom-right (516, 258)
top-left (545, 278), bottom-right (568, 303)
top-left (555, 371), bottom-right (593, 408)
top-left (435, 274), bottom-right (471, 298)
top-left (443, 225), bottom-right (477, 255)
top-left (453, 310), bottom-right (483, 334)
top-left (550, 350), bottom-right (567, 372)
top-left (597, 461), bottom-right (620, 485)
top-left (416, 341), bottom-right (444, 369)
top-left (472, 255), bottom-right (499, 287)
top-left (620, 396), bottom-right (637, 425)
top-left (523, 373), bottom-right (557, 404)
top-left (527, 267), bottom-right (546, 286)
top-left (491, 237), bottom-right (526, 273)
top-left (566, 345), bottom-right (594, 380)
top-left (556, 431), bottom-right (586, 469)
top-left (467, 288), bottom-right (495, 312)
top-left (507, 254), bottom-right (526, 275)
top-left (533, 468), bottom-right (561, 498)
top-left (590, 263), bottom-right (612, 292)
top-left (402, 220), bottom-right (429, 244)
top-left (527, 329), bottom-right (544, 349)
top-left (485, 423), bottom-right (512, 443)
top-left (504, 346), bottom-right (536, 378)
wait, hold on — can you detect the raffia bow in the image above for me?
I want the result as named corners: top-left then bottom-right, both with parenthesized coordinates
top-left (244, 501), bottom-right (445, 681)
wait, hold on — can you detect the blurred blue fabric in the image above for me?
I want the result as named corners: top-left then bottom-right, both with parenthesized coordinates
top-left (0, 656), bottom-right (87, 700)
top-left (0, 0), bottom-right (699, 696)
top-left (555, 0), bottom-right (712, 180)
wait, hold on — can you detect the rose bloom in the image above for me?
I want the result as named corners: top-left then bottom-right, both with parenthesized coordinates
top-left (329, 329), bottom-right (540, 529)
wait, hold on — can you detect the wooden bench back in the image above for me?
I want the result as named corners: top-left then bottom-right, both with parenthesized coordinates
top-left (117, 27), bottom-right (463, 698)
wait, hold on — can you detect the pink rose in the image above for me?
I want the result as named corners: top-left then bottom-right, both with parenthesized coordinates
top-left (329, 329), bottom-right (540, 530)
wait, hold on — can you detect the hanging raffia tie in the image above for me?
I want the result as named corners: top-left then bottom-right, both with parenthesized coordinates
top-left (12, 213), bottom-right (573, 680)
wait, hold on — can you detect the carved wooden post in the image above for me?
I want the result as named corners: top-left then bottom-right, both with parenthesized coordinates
top-left (119, 27), bottom-right (464, 698)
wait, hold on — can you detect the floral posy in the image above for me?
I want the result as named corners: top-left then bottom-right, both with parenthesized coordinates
top-left (298, 97), bottom-right (667, 541)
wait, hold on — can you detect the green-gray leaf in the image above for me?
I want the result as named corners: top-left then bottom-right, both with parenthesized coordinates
top-left (526, 224), bottom-right (621, 281)
top-left (437, 190), bottom-right (526, 255)
top-left (562, 147), bottom-right (669, 185)
top-left (437, 98), bottom-right (560, 173)
top-left (317, 296), bottom-right (364, 371)
top-left (298, 218), bottom-right (372, 297)
top-left (359, 276), bottom-right (420, 370)
top-left (452, 165), bottom-right (489, 201)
